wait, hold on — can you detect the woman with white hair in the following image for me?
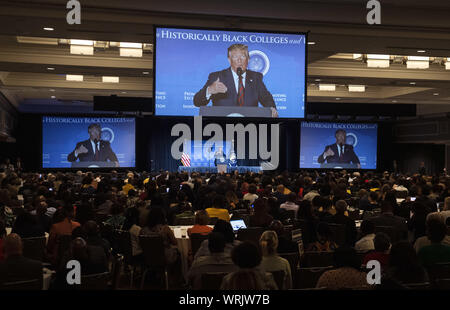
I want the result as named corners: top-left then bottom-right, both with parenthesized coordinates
top-left (259, 230), bottom-right (292, 289)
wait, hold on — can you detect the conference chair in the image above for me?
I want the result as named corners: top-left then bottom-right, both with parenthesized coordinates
top-left (79, 272), bottom-right (110, 290)
top-left (426, 262), bottom-right (450, 283)
top-left (1, 279), bottom-right (41, 290)
top-left (236, 227), bottom-right (265, 246)
top-left (22, 236), bottom-right (46, 262)
top-left (55, 234), bottom-right (73, 267)
top-left (200, 272), bottom-right (229, 290)
top-left (295, 267), bottom-right (333, 289)
top-left (270, 270), bottom-right (286, 290)
top-left (435, 278), bottom-right (450, 290)
top-left (111, 229), bottom-right (139, 288)
top-left (139, 234), bottom-right (169, 290)
top-left (328, 223), bottom-right (346, 247)
top-left (374, 225), bottom-right (404, 244)
top-left (279, 252), bottom-right (300, 274)
top-left (302, 251), bottom-right (334, 268)
top-left (190, 233), bottom-right (209, 257)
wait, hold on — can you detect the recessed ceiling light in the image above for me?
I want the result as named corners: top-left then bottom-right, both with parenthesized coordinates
top-left (410, 82), bottom-right (416, 85)
top-left (47, 67), bottom-right (55, 71)
top-left (308, 42), bottom-right (316, 45)
top-left (43, 27), bottom-right (54, 31)
top-left (51, 96), bottom-right (56, 99)
top-left (336, 98), bottom-right (341, 100)
top-left (315, 79), bottom-right (321, 82)
top-left (142, 71), bottom-right (150, 75)
top-left (49, 89), bottom-right (55, 92)
top-left (121, 91), bottom-right (127, 94)
top-left (417, 50), bottom-right (426, 53)
top-left (392, 100), bottom-right (398, 103)
top-left (433, 93), bottom-right (439, 96)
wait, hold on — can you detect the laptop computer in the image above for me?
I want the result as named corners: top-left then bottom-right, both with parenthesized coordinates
top-left (230, 219), bottom-right (247, 232)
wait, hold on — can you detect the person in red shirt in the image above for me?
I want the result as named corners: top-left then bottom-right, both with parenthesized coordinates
top-left (363, 232), bottom-right (391, 270)
top-left (188, 210), bottom-right (213, 237)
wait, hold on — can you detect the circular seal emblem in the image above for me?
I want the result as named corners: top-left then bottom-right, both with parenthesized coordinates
top-left (346, 133), bottom-right (358, 148)
top-left (101, 127), bottom-right (115, 143)
top-left (248, 50), bottom-right (270, 76)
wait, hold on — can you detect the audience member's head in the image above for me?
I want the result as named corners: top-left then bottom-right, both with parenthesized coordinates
top-left (207, 232), bottom-right (226, 254)
top-left (374, 232), bottom-right (391, 252)
top-left (360, 220), bottom-right (375, 237)
top-left (194, 210), bottom-right (210, 226)
top-left (231, 241), bottom-right (262, 269)
top-left (3, 233), bottom-right (23, 258)
top-left (335, 200), bottom-right (348, 215)
top-left (427, 218), bottom-right (447, 243)
top-left (259, 230), bottom-right (278, 257)
top-left (213, 219), bottom-right (235, 243)
top-left (146, 207), bottom-right (167, 228)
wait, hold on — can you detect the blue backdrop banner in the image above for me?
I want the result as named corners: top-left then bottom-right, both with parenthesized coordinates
top-left (300, 122), bottom-right (378, 169)
top-left (155, 27), bottom-right (306, 118)
top-left (42, 116), bottom-right (136, 168)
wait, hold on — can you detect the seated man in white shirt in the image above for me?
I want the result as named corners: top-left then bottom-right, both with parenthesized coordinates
top-left (355, 220), bottom-right (376, 253)
top-left (280, 193), bottom-right (300, 219)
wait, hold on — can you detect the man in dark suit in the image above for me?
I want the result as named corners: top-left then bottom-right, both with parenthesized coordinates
top-left (193, 44), bottom-right (278, 117)
top-left (67, 123), bottom-right (119, 167)
top-left (214, 146), bottom-right (226, 167)
top-left (317, 129), bottom-right (361, 168)
top-left (0, 233), bottom-right (43, 288)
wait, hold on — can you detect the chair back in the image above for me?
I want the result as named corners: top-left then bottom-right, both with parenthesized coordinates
top-left (302, 251), bottom-right (334, 268)
top-left (200, 272), bottom-right (228, 290)
top-left (174, 217), bottom-right (195, 226)
top-left (111, 229), bottom-right (133, 262)
top-left (22, 236), bottom-right (46, 262)
top-left (426, 263), bottom-right (450, 282)
top-left (79, 272), bottom-right (110, 290)
top-left (328, 223), bottom-right (346, 247)
top-left (190, 233), bottom-right (209, 257)
top-left (403, 282), bottom-right (431, 290)
top-left (2, 279), bottom-right (41, 290)
top-left (374, 225), bottom-right (404, 244)
top-left (139, 234), bottom-right (166, 268)
top-left (435, 278), bottom-right (450, 290)
top-left (279, 252), bottom-right (300, 273)
top-left (56, 234), bottom-right (73, 266)
top-left (296, 267), bottom-right (333, 289)
top-left (270, 270), bottom-right (285, 290)
top-left (236, 227), bottom-right (265, 246)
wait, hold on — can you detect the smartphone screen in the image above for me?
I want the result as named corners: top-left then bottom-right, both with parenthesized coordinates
top-left (411, 197), bottom-right (416, 201)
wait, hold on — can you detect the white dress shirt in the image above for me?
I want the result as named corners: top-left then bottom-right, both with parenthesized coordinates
top-left (336, 144), bottom-right (345, 157)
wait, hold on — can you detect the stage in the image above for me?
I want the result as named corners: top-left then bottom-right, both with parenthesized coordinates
top-left (178, 166), bottom-right (262, 173)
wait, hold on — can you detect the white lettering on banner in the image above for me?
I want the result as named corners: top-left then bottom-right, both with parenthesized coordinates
top-left (171, 116), bottom-right (280, 170)
top-left (66, 0), bottom-right (81, 25)
top-left (367, 0), bottom-right (381, 25)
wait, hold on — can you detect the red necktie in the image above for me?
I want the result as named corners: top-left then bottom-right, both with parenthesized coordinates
top-left (238, 75), bottom-right (245, 106)
top-left (94, 142), bottom-right (100, 161)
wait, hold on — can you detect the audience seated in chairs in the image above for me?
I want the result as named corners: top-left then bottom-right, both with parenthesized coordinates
top-left (269, 220), bottom-right (298, 254)
top-left (195, 220), bottom-right (241, 259)
top-left (417, 219), bottom-right (450, 268)
top-left (187, 232), bottom-right (237, 289)
top-left (362, 232), bottom-right (391, 270)
top-left (316, 246), bottom-right (370, 290)
top-left (122, 207), bottom-right (144, 263)
top-left (205, 195), bottom-right (230, 222)
top-left (414, 213), bottom-right (450, 253)
top-left (187, 210), bottom-right (213, 237)
top-left (355, 220), bottom-right (376, 253)
top-left (259, 230), bottom-right (292, 289)
top-left (280, 192), bottom-right (300, 219)
top-left (297, 199), bottom-right (320, 245)
top-left (249, 198), bottom-right (273, 228)
top-left (11, 211), bottom-right (45, 239)
top-left (379, 241), bottom-right (429, 289)
top-left (306, 222), bottom-right (338, 252)
top-left (0, 233), bottom-right (43, 288)
top-left (83, 220), bottom-right (111, 258)
top-left (104, 203), bottom-right (126, 230)
top-left (330, 200), bottom-right (357, 247)
top-left (369, 200), bottom-right (408, 240)
top-left (220, 241), bottom-right (278, 290)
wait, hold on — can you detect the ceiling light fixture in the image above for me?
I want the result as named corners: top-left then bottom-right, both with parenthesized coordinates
top-left (70, 39), bottom-right (94, 55)
top-left (66, 74), bottom-right (84, 82)
top-left (308, 42), bottom-right (316, 45)
top-left (119, 42), bottom-right (143, 57)
top-left (406, 56), bottom-right (429, 69)
top-left (43, 27), bottom-right (54, 31)
top-left (319, 84), bottom-right (336, 91)
top-left (102, 76), bottom-right (119, 83)
top-left (367, 54), bottom-right (390, 68)
top-left (348, 85), bottom-right (366, 92)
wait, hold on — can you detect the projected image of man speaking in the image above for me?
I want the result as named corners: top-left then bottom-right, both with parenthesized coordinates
top-left (317, 129), bottom-right (361, 168)
top-left (193, 44), bottom-right (278, 117)
top-left (67, 123), bottom-right (119, 167)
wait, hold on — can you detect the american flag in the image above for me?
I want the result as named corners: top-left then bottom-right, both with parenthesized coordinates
top-left (181, 152), bottom-right (191, 167)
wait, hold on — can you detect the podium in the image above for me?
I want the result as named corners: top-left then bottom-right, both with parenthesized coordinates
top-left (199, 106), bottom-right (273, 117)
top-left (71, 161), bottom-right (118, 168)
top-left (320, 163), bottom-right (359, 169)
